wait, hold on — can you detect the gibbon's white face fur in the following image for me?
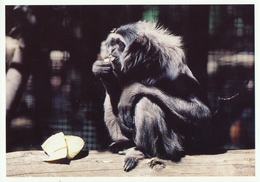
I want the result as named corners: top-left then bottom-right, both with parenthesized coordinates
top-left (103, 21), bottom-right (197, 83)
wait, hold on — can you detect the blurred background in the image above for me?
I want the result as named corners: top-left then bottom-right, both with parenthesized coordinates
top-left (5, 5), bottom-right (254, 152)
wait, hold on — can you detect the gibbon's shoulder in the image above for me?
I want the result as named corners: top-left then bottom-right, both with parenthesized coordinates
top-left (114, 21), bottom-right (183, 48)
top-left (135, 21), bottom-right (183, 48)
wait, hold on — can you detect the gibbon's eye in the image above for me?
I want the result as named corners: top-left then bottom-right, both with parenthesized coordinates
top-left (116, 39), bottom-right (125, 51)
top-left (110, 39), bottom-right (116, 46)
top-left (118, 41), bottom-right (125, 51)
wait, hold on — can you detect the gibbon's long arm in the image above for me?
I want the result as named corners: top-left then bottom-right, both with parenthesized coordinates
top-left (92, 60), bottom-right (122, 114)
top-left (118, 82), bottom-right (212, 129)
top-left (93, 59), bottom-right (135, 140)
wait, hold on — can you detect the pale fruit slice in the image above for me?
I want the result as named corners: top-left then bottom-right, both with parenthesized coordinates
top-left (41, 132), bottom-right (67, 161)
top-left (41, 132), bottom-right (85, 161)
top-left (64, 135), bottom-right (85, 159)
top-left (43, 147), bottom-right (67, 162)
top-left (104, 57), bottom-right (110, 62)
top-left (104, 55), bottom-right (116, 62)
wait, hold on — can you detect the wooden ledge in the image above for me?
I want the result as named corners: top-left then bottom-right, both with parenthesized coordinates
top-left (6, 149), bottom-right (255, 177)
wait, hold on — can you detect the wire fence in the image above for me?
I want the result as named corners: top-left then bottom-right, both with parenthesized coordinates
top-left (6, 5), bottom-right (254, 152)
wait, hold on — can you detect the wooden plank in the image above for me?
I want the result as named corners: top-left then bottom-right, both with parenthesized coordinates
top-left (6, 149), bottom-right (255, 177)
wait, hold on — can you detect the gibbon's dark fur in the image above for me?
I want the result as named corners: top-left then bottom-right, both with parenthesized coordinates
top-left (92, 21), bottom-right (212, 172)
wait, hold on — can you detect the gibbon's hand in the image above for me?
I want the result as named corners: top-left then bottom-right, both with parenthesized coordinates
top-left (92, 60), bottom-right (113, 78)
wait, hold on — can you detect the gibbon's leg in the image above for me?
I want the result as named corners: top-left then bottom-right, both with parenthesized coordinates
top-left (123, 97), bottom-right (185, 172)
top-left (103, 94), bottom-right (135, 153)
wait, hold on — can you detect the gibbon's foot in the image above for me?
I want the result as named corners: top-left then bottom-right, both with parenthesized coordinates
top-left (109, 140), bottom-right (135, 153)
top-left (123, 148), bottom-right (145, 172)
top-left (124, 157), bottom-right (138, 172)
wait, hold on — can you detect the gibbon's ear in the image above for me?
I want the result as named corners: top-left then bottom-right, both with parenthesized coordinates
top-left (122, 35), bottom-right (162, 74)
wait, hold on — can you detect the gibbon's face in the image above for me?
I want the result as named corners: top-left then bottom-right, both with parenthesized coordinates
top-left (105, 33), bottom-right (128, 75)
top-left (103, 21), bottom-right (192, 83)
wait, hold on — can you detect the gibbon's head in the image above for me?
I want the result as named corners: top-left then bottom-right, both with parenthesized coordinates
top-left (104, 21), bottom-right (196, 83)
